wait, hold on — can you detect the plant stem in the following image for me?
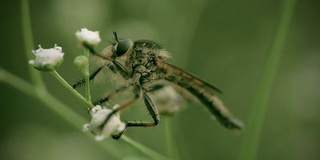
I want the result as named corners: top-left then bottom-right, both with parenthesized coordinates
top-left (0, 67), bottom-right (36, 98)
top-left (165, 117), bottom-right (179, 160)
top-left (83, 48), bottom-right (91, 102)
top-left (21, 0), bottom-right (46, 91)
top-left (51, 70), bottom-right (94, 109)
top-left (238, 0), bottom-right (296, 160)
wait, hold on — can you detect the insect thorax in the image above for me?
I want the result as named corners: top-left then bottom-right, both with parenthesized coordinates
top-left (125, 40), bottom-right (171, 84)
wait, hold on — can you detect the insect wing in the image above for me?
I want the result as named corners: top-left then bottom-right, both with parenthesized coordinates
top-left (161, 62), bottom-right (223, 93)
top-left (161, 61), bottom-right (244, 130)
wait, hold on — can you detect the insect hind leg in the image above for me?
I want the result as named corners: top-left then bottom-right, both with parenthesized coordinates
top-left (112, 92), bottom-right (160, 139)
top-left (95, 84), bottom-right (162, 140)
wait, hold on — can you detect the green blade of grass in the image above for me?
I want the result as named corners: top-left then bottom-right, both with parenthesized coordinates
top-left (238, 0), bottom-right (296, 160)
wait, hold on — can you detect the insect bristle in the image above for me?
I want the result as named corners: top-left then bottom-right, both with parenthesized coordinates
top-left (72, 67), bottom-right (104, 89)
top-left (92, 97), bottom-right (107, 106)
top-left (72, 79), bottom-right (86, 89)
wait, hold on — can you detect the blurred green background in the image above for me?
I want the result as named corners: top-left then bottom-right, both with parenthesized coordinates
top-left (1, 0), bottom-right (319, 159)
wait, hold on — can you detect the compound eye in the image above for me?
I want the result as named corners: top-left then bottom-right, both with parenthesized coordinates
top-left (115, 39), bottom-right (132, 56)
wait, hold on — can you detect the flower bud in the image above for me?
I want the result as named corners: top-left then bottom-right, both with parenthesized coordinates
top-left (74, 55), bottom-right (89, 75)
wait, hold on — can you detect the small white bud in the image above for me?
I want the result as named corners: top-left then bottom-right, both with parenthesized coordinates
top-left (76, 28), bottom-right (101, 47)
top-left (85, 105), bottom-right (126, 141)
top-left (82, 123), bottom-right (90, 131)
top-left (29, 44), bottom-right (64, 72)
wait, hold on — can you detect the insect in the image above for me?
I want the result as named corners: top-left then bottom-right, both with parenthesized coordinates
top-left (74, 32), bottom-right (243, 139)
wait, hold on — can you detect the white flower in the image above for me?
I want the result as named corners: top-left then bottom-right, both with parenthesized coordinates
top-left (83, 105), bottom-right (126, 141)
top-left (76, 28), bottom-right (101, 47)
top-left (29, 44), bottom-right (64, 72)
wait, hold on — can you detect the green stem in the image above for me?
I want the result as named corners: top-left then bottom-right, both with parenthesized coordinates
top-left (165, 117), bottom-right (179, 160)
top-left (83, 48), bottom-right (91, 102)
top-left (238, 0), bottom-right (296, 160)
top-left (51, 70), bottom-right (94, 108)
top-left (21, 0), bottom-right (46, 91)
top-left (0, 67), bottom-right (36, 98)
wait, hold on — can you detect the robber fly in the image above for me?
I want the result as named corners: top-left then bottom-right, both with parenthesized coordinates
top-left (74, 32), bottom-right (243, 139)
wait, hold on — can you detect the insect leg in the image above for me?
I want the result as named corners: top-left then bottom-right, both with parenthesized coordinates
top-left (82, 43), bottom-right (114, 62)
top-left (72, 62), bottom-right (121, 89)
top-left (112, 61), bottom-right (130, 80)
top-left (81, 42), bottom-right (130, 80)
top-left (72, 66), bottom-right (104, 88)
top-left (112, 92), bottom-right (160, 140)
top-left (93, 84), bottom-right (130, 105)
top-left (143, 92), bottom-right (160, 124)
top-left (96, 85), bottom-right (141, 139)
top-left (145, 83), bottom-right (167, 92)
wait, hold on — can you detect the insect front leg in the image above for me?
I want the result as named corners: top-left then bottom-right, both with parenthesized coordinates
top-left (72, 66), bottom-right (104, 88)
top-left (82, 42), bottom-right (130, 80)
top-left (112, 61), bottom-right (130, 80)
top-left (72, 63), bottom-right (120, 89)
top-left (94, 72), bottom-right (141, 105)
top-left (93, 84), bottom-right (131, 105)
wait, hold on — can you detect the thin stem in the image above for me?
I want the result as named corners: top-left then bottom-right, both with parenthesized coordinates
top-left (238, 0), bottom-right (296, 160)
top-left (0, 67), bottom-right (36, 98)
top-left (83, 48), bottom-right (91, 102)
top-left (21, 0), bottom-right (46, 91)
top-left (51, 70), bottom-right (94, 109)
top-left (165, 117), bottom-right (179, 160)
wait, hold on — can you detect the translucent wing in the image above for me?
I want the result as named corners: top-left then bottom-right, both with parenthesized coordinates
top-left (161, 61), bottom-right (244, 130)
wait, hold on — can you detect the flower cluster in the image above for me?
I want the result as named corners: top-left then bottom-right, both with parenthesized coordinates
top-left (29, 28), bottom-right (101, 72)
top-left (83, 105), bottom-right (126, 141)
top-left (29, 44), bottom-right (64, 72)
top-left (29, 28), bottom-right (126, 140)
top-left (76, 28), bottom-right (101, 47)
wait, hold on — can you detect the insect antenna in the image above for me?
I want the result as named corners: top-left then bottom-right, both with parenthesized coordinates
top-left (113, 31), bottom-right (120, 42)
